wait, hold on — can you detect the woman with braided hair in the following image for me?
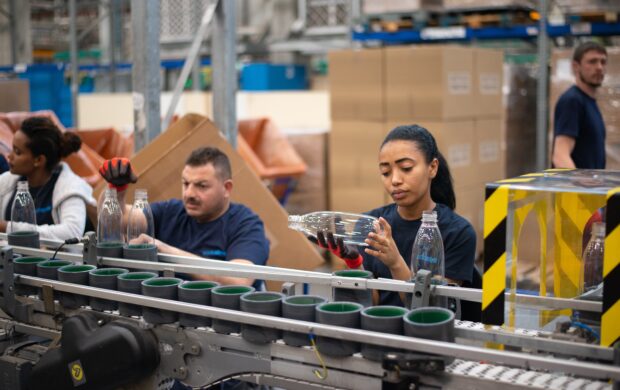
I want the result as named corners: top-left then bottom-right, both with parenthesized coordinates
top-left (0, 116), bottom-right (95, 240)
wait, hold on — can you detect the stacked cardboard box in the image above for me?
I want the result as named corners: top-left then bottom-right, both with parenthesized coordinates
top-left (328, 48), bottom-right (387, 213)
top-left (329, 45), bottom-right (505, 254)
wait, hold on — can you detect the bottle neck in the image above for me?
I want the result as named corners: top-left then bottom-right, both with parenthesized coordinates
top-left (288, 215), bottom-right (302, 230)
top-left (16, 181), bottom-right (29, 192)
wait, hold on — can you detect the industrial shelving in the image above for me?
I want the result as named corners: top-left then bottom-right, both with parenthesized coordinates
top-left (352, 21), bottom-right (620, 43)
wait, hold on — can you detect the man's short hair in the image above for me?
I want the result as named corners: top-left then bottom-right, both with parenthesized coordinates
top-left (185, 146), bottom-right (232, 180)
top-left (573, 42), bottom-right (607, 63)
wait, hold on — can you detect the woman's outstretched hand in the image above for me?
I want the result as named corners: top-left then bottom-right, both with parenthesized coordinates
top-left (364, 217), bottom-right (405, 270)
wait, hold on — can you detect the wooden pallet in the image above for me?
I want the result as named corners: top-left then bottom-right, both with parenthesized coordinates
top-left (365, 7), bottom-right (537, 32)
top-left (461, 10), bottom-right (534, 28)
top-left (368, 13), bottom-right (441, 32)
top-left (565, 11), bottom-right (619, 24)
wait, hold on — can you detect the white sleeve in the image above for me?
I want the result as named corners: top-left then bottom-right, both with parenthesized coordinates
top-left (36, 197), bottom-right (87, 241)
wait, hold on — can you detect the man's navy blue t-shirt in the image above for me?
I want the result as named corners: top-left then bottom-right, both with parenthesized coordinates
top-left (151, 200), bottom-right (269, 290)
top-left (554, 85), bottom-right (606, 169)
top-left (363, 203), bottom-right (477, 306)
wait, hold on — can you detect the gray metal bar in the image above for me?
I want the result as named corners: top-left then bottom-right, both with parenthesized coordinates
top-left (0, 318), bottom-right (60, 340)
top-left (69, 0), bottom-right (79, 128)
top-left (8, 0), bottom-right (16, 64)
top-left (15, 277), bottom-right (620, 381)
top-left (109, 0), bottom-right (120, 92)
top-left (162, 0), bottom-right (218, 131)
top-left (192, 59), bottom-right (201, 91)
top-left (454, 321), bottom-right (614, 361)
top-left (131, 0), bottom-right (161, 150)
top-left (5, 240), bottom-right (602, 313)
top-left (78, 10), bottom-right (108, 43)
top-left (212, 0), bottom-right (237, 147)
top-left (7, 0), bottom-right (31, 64)
top-left (536, 0), bottom-right (549, 170)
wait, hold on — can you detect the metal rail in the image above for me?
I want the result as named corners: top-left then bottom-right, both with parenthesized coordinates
top-left (5, 242), bottom-right (602, 313)
top-left (15, 276), bottom-right (620, 381)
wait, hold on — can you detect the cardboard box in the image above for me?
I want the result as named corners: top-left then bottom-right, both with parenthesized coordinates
top-left (329, 48), bottom-right (385, 122)
top-left (412, 120), bottom-right (477, 189)
top-left (474, 48), bottom-right (504, 118)
top-left (285, 132), bottom-right (328, 215)
top-left (329, 121), bottom-right (385, 189)
top-left (474, 118), bottom-right (505, 186)
top-left (385, 45), bottom-right (474, 121)
top-left (0, 79), bottom-right (30, 112)
top-left (111, 114), bottom-right (325, 290)
top-left (331, 187), bottom-right (386, 214)
top-left (454, 184), bottom-right (484, 256)
top-left (329, 121), bottom-right (387, 212)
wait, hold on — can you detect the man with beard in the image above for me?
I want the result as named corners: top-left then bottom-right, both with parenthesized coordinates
top-left (99, 147), bottom-right (269, 289)
top-left (552, 42), bottom-right (608, 169)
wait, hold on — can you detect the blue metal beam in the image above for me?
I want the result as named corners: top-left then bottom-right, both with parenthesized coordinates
top-left (353, 22), bottom-right (620, 43)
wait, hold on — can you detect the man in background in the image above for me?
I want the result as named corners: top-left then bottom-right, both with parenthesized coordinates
top-left (99, 147), bottom-right (269, 290)
top-left (552, 42), bottom-right (608, 169)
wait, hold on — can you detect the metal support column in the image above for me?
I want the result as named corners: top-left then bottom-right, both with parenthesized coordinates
top-left (192, 0), bottom-right (203, 92)
top-left (69, 0), bottom-right (79, 128)
top-left (8, 0), bottom-right (17, 64)
top-left (7, 0), bottom-right (31, 64)
top-left (109, 0), bottom-right (121, 92)
top-left (536, 0), bottom-right (549, 170)
top-left (131, 0), bottom-right (161, 150)
top-left (212, 0), bottom-right (237, 148)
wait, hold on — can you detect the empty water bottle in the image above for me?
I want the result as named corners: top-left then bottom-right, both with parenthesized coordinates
top-left (124, 189), bottom-right (157, 262)
top-left (8, 181), bottom-right (40, 248)
top-left (127, 189), bottom-right (155, 244)
top-left (583, 222), bottom-right (604, 292)
top-left (573, 222), bottom-right (604, 325)
top-left (96, 188), bottom-right (124, 257)
top-left (411, 211), bottom-right (446, 307)
top-left (288, 211), bottom-right (383, 246)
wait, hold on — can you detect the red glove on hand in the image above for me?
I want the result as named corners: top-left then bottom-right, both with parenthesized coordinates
top-left (99, 157), bottom-right (138, 192)
top-left (308, 231), bottom-right (363, 269)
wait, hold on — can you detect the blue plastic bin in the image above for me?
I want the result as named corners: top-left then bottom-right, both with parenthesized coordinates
top-left (240, 63), bottom-right (308, 91)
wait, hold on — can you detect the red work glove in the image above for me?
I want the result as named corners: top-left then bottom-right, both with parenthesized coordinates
top-left (99, 157), bottom-right (138, 192)
top-left (308, 231), bottom-right (363, 269)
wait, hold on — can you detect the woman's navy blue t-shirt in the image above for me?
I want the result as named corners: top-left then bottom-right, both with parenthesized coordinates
top-left (363, 203), bottom-right (477, 306)
top-left (151, 200), bottom-right (269, 290)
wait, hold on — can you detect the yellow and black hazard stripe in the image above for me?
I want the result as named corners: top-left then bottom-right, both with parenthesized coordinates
top-left (602, 191), bottom-right (620, 347)
top-left (482, 183), bottom-right (509, 325)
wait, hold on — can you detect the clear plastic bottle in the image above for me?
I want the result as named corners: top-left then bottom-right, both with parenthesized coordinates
top-left (288, 211), bottom-right (382, 246)
top-left (10, 181), bottom-right (37, 234)
top-left (97, 188), bottom-right (123, 246)
top-left (411, 210), bottom-right (445, 285)
top-left (582, 222), bottom-right (604, 292)
top-left (8, 181), bottom-right (39, 248)
top-left (127, 189), bottom-right (155, 245)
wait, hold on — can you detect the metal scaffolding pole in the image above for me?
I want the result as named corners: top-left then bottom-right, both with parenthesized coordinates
top-left (212, 0), bottom-right (237, 148)
top-left (192, 0), bottom-right (203, 92)
top-left (131, 0), bottom-right (161, 151)
top-left (536, 0), bottom-right (549, 170)
top-left (69, 0), bottom-right (79, 128)
top-left (109, 0), bottom-right (121, 92)
top-left (8, 0), bottom-right (17, 64)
